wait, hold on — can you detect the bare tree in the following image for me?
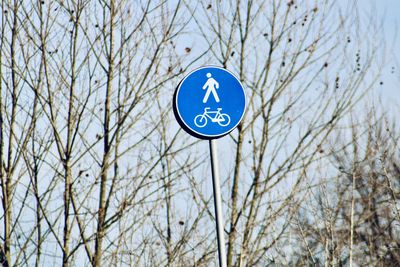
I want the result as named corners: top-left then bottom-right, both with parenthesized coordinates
top-left (1, 0), bottom-right (200, 265)
top-left (0, 0), bottom-right (390, 266)
top-left (292, 110), bottom-right (400, 266)
top-left (182, 0), bottom-right (383, 265)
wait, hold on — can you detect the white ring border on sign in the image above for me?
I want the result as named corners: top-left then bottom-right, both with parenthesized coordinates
top-left (174, 65), bottom-right (247, 139)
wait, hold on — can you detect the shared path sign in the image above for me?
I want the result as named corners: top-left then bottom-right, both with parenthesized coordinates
top-left (173, 65), bottom-right (246, 267)
top-left (173, 66), bottom-right (246, 139)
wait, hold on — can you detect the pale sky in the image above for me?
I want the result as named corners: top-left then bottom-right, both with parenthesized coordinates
top-left (367, 0), bottom-right (399, 107)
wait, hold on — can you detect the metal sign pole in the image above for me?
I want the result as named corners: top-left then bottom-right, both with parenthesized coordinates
top-left (209, 139), bottom-right (227, 267)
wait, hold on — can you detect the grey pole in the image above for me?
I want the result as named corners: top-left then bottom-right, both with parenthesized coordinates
top-left (209, 139), bottom-right (227, 267)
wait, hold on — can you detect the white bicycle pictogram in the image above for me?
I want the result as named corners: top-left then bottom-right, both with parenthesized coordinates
top-left (194, 107), bottom-right (231, 128)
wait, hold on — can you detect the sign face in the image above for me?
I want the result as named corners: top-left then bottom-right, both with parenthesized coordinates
top-left (173, 66), bottom-right (246, 139)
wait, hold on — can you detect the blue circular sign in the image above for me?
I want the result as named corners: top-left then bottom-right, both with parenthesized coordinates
top-left (173, 66), bottom-right (246, 139)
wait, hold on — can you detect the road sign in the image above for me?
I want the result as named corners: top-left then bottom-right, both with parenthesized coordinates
top-left (173, 66), bottom-right (246, 139)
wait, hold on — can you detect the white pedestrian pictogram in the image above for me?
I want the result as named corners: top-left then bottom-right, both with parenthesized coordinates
top-left (202, 73), bottom-right (220, 103)
top-left (194, 107), bottom-right (231, 128)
